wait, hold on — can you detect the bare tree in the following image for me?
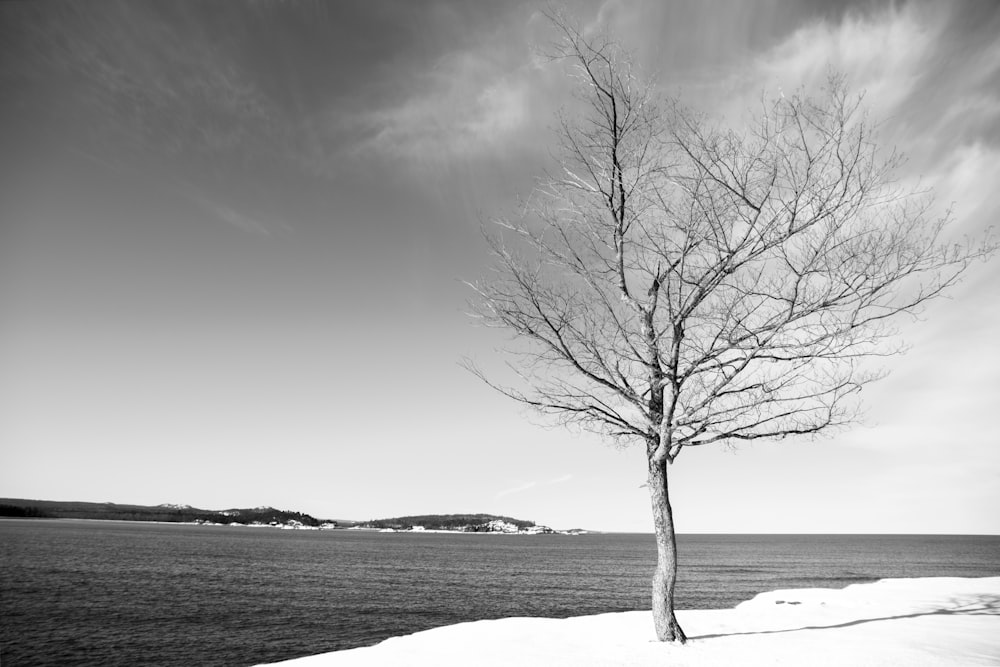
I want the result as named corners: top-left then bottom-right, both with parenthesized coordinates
top-left (466, 18), bottom-right (994, 642)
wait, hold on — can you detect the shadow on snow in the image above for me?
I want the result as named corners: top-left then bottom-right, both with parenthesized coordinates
top-left (691, 594), bottom-right (1000, 641)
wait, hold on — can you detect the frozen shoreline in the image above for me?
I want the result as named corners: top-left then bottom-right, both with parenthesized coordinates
top-left (263, 577), bottom-right (1000, 666)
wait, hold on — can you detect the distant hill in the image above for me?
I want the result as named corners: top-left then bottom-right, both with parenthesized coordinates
top-left (0, 500), bottom-right (581, 534)
top-left (0, 498), bottom-right (335, 527)
top-left (361, 513), bottom-right (538, 531)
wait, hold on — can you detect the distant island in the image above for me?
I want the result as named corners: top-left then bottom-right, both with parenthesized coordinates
top-left (357, 513), bottom-right (589, 535)
top-left (0, 498), bottom-right (337, 529)
top-left (0, 499), bottom-right (588, 534)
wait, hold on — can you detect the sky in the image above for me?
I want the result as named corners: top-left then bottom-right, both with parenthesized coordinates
top-left (1, 0), bottom-right (998, 533)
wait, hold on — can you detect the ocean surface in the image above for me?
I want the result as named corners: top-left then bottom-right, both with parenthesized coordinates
top-left (1, 519), bottom-right (998, 666)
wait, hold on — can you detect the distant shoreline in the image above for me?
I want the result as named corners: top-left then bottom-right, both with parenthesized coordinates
top-left (5, 517), bottom-right (999, 537)
top-left (0, 500), bottom-right (590, 534)
top-left (0, 517), bottom-right (591, 534)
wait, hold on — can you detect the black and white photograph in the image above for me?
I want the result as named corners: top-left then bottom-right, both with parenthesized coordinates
top-left (2, 1), bottom-right (998, 665)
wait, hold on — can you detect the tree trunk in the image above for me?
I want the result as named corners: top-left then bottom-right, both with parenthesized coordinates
top-left (648, 457), bottom-right (687, 642)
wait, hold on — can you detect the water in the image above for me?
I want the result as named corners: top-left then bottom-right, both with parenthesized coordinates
top-left (1, 519), bottom-right (998, 666)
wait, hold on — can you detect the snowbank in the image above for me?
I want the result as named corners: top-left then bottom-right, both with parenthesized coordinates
top-left (265, 577), bottom-right (1000, 666)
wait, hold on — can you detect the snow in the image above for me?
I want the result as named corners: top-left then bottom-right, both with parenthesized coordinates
top-left (262, 577), bottom-right (1000, 666)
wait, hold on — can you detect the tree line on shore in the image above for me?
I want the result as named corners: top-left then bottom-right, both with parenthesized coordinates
top-left (0, 498), bottom-right (324, 526)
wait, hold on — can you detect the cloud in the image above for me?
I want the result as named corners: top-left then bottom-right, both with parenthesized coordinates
top-left (1, 2), bottom-right (305, 237)
top-left (721, 3), bottom-right (1000, 242)
top-left (495, 481), bottom-right (538, 499)
top-left (70, 147), bottom-right (286, 236)
top-left (930, 143), bottom-right (1000, 234)
top-left (742, 3), bottom-right (999, 152)
top-left (205, 204), bottom-right (273, 236)
top-left (750, 3), bottom-right (942, 114)
top-left (495, 473), bottom-right (573, 499)
top-left (2, 2), bottom-right (282, 165)
top-left (361, 52), bottom-right (536, 161)
top-left (181, 185), bottom-right (295, 236)
top-left (352, 7), bottom-right (563, 165)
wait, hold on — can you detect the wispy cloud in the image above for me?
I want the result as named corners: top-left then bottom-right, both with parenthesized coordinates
top-left (495, 480), bottom-right (538, 499)
top-left (4, 2), bottom-right (281, 164)
top-left (70, 147), bottom-right (285, 236)
top-left (361, 53), bottom-right (536, 161)
top-left (727, 3), bottom-right (1000, 240)
top-left (201, 202), bottom-right (275, 236)
top-left (2, 2), bottom-right (302, 236)
top-left (353, 9), bottom-right (562, 165)
top-left (495, 473), bottom-right (573, 500)
top-left (749, 3), bottom-right (943, 114)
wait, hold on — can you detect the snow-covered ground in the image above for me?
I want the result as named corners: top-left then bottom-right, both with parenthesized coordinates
top-left (264, 577), bottom-right (1000, 666)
